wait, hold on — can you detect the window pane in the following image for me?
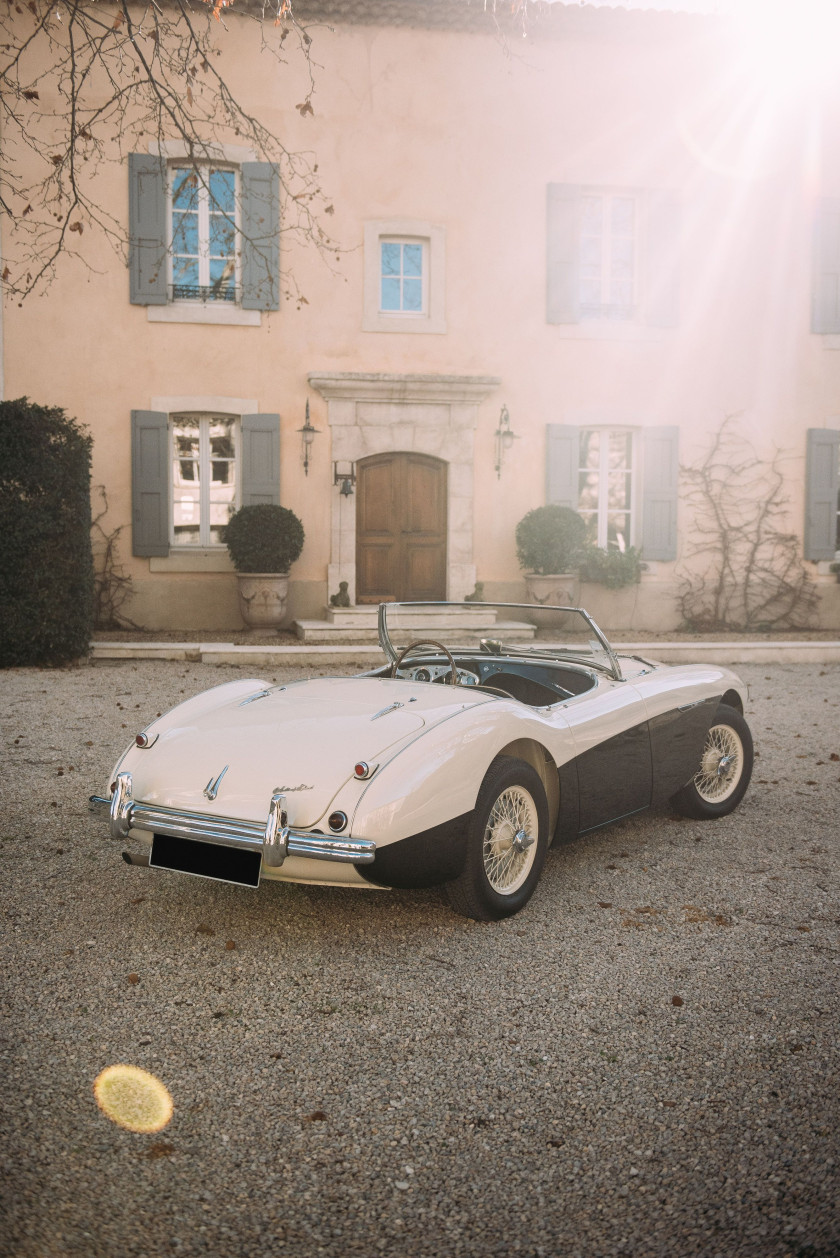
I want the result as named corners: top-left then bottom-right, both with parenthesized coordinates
top-left (381, 242), bottom-right (401, 276)
top-left (209, 216), bottom-right (235, 258)
top-left (608, 432), bottom-right (632, 469)
top-left (581, 197), bottom-right (603, 231)
top-left (172, 213), bottom-right (198, 258)
top-left (172, 169), bottom-right (198, 211)
top-left (402, 277), bottom-right (422, 312)
top-left (580, 430), bottom-right (600, 468)
top-left (381, 276), bottom-right (401, 310)
top-left (578, 470), bottom-right (600, 513)
top-left (608, 470), bottom-right (632, 511)
top-left (173, 421), bottom-right (201, 543)
top-left (172, 256), bottom-right (199, 290)
top-left (209, 169), bottom-right (235, 214)
top-left (403, 244), bottom-right (423, 277)
top-left (210, 420), bottom-right (235, 485)
top-left (611, 236), bottom-right (634, 269)
top-left (579, 513), bottom-right (598, 545)
top-left (209, 256), bottom-right (236, 299)
top-left (580, 236), bottom-right (602, 268)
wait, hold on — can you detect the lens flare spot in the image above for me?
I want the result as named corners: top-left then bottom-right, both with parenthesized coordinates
top-left (93, 1064), bottom-right (173, 1133)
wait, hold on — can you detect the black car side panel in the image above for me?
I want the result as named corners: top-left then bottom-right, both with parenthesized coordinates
top-left (576, 719), bottom-right (653, 834)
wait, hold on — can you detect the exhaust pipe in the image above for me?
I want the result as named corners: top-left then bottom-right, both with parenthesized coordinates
top-left (121, 850), bottom-right (150, 867)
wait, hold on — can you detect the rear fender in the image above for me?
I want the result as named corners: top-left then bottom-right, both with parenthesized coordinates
top-left (350, 706), bottom-right (562, 846)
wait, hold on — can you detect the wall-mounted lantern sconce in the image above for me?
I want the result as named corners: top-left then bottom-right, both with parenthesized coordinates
top-left (494, 403), bottom-right (519, 479)
top-left (333, 460), bottom-right (356, 497)
top-left (297, 400), bottom-right (320, 476)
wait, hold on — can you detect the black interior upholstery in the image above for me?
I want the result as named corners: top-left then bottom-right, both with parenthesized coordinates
top-left (475, 671), bottom-right (565, 706)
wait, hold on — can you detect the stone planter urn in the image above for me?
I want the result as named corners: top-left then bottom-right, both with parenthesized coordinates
top-left (523, 572), bottom-right (579, 608)
top-left (236, 573), bottom-right (290, 634)
top-left (222, 504), bottom-right (305, 635)
top-left (515, 505), bottom-right (587, 627)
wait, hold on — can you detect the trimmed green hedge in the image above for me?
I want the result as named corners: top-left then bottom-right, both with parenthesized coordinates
top-left (0, 398), bottom-right (94, 666)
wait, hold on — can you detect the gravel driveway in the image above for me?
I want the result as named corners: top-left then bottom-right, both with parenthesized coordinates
top-left (1, 659), bottom-right (838, 1258)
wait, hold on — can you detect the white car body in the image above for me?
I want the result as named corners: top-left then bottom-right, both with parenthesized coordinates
top-left (90, 603), bottom-right (752, 919)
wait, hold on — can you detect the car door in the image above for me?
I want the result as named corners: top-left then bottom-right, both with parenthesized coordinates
top-left (558, 675), bottom-right (653, 834)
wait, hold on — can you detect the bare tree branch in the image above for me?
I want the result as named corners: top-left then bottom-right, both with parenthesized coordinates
top-left (0, 0), bottom-right (336, 299)
top-left (676, 416), bottom-right (819, 632)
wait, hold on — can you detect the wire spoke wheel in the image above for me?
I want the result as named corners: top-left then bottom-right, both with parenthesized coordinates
top-left (446, 756), bottom-right (549, 921)
top-left (482, 785), bottom-right (539, 894)
top-left (694, 723), bottom-right (744, 803)
top-left (671, 703), bottom-right (753, 820)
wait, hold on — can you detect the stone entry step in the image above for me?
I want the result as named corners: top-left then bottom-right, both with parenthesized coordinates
top-left (294, 607), bottom-right (538, 646)
top-left (321, 604), bottom-right (502, 628)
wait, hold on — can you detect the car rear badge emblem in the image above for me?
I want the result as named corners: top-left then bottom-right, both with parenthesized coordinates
top-left (203, 765), bottom-right (229, 801)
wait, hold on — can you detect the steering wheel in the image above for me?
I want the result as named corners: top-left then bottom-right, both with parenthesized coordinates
top-left (390, 639), bottom-right (459, 685)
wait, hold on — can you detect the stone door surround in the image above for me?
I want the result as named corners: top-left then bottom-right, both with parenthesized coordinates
top-left (308, 373), bottom-right (500, 606)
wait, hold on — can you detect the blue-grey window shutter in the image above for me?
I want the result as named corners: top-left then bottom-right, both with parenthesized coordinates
top-left (546, 424), bottom-right (580, 507)
top-left (644, 191), bottom-right (680, 328)
top-left (241, 163), bottom-right (280, 311)
top-left (642, 426), bottom-right (679, 561)
top-left (546, 184), bottom-right (580, 325)
top-left (131, 411), bottom-right (169, 557)
top-left (805, 427), bottom-right (840, 559)
top-left (128, 154), bottom-right (167, 306)
top-left (811, 199), bottom-right (840, 334)
top-left (241, 414), bottom-right (280, 504)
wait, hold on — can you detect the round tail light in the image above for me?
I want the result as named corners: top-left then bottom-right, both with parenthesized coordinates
top-left (328, 811), bottom-right (348, 832)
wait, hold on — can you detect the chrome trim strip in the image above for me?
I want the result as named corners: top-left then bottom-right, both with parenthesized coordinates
top-left (239, 688), bottom-right (272, 707)
top-left (203, 764), bottom-right (229, 801)
top-left (371, 700), bottom-right (404, 721)
top-left (98, 773), bottom-right (376, 865)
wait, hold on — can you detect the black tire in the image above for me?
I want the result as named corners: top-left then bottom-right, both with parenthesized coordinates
top-left (445, 756), bottom-right (549, 921)
top-left (670, 703), bottom-right (754, 820)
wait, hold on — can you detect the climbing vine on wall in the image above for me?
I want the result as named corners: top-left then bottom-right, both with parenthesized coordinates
top-left (677, 418), bottom-right (818, 632)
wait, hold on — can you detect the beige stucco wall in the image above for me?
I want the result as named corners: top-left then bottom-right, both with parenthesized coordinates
top-left (3, 8), bottom-right (839, 631)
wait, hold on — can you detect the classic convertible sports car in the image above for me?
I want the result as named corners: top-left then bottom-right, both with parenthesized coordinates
top-left (90, 603), bottom-right (754, 921)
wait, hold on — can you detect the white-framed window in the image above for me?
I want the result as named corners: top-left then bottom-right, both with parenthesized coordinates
top-left (577, 429), bottom-right (636, 549)
top-left (579, 193), bottom-right (638, 322)
top-left (130, 144), bottom-right (277, 325)
top-left (171, 413), bottom-right (239, 547)
top-left (363, 219), bottom-right (446, 334)
top-left (547, 184), bottom-right (679, 331)
top-left (170, 165), bottom-right (238, 304)
top-left (379, 238), bottom-right (428, 315)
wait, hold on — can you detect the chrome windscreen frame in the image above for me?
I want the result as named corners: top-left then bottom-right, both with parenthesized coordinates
top-left (89, 772), bottom-right (376, 868)
top-left (377, 601), bottom-right (623, 682)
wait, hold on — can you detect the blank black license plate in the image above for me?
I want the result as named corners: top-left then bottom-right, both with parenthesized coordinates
top-left (151, 834), bottom-right (261, 888)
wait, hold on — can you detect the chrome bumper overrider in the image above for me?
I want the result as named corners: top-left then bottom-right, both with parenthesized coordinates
top-left (89, 772), bottom-right (376, 868)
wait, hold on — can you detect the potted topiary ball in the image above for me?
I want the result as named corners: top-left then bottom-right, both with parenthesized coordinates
top-left (515, 504), bottom-right (588, 609)
top-left (222, 504), bottom-right (305, 633)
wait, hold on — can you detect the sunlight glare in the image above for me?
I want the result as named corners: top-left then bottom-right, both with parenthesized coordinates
top-left (733, 0), bottom-right (840, 98)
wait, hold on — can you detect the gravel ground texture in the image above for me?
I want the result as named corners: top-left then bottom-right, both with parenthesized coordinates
top-left (1, 657), bottom-right (839, 1258)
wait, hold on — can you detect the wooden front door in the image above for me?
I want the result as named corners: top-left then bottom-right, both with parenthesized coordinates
top-left (356, 453), bottom-right (447, 603)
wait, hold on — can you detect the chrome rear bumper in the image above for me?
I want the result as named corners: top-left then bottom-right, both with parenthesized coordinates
top-left (89, 771), bottom-right (376, 868)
